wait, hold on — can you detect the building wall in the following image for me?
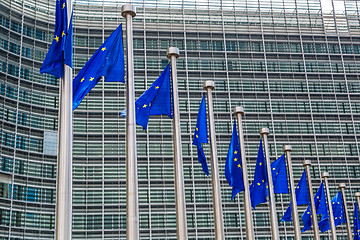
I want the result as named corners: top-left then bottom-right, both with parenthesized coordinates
top-left (0, 0), bottom-right (360, 239)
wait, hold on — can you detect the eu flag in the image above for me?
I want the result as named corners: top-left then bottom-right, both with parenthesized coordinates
top-left (302, 182), bottom-right (329, 232)
top-left (331, 191), bottom-right (346, 227)
top-left (40, 0), bottom-right (73, 78)
top-left (250, 139), bottom-right (268, 209)
top-left (281, 170), bottom-right (309, 222)
top-left (73, 24), bottom-right (125, 110)
top-left (354, 201), bottom-right (360, 240)
top-left (225, 122), bottom-right (244, 199)
top-left (192, 94), bottom-right (209, 175)
top-left (271, 154), bottom-right (289, 194)
top-left (121, 65), bottom-right (171, 129)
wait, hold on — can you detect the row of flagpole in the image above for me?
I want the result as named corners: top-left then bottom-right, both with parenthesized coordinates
top-left (40, 1), bottom-right (360, 239)
top-left (200, 80), bottom-right (360, 240)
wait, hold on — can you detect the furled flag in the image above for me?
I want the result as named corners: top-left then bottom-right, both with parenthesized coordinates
top-left (331, 191), bottom-right (346, 227)
top-left (270, 154), bottom-right (289, 194)
top-left (192, 94), bottom-right (209, 175)
top-left (281, 170), bottom-right (309, 222)
top-left (302, 182), bottom-right (329, 232)
top-left (250, 139), bottom-right (269, 209)
top-left (225, 122), bottom-right (244, 199)
top-left (40, 0), bottom-right (73, 78)
top-left (354, 201), bottom-right (360, 240)
top-left (121, 65), bottom-right (171, 129)
top-left (73, 24), bottom-right (125, 110)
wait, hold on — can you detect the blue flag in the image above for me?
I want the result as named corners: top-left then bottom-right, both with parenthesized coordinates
top-left (73, 24), bottom-right (125, 110)
top-left (281, 170), bottom-right (309, 222)
top-left (354, 201), bottom-right (360, 240)
top-left (40, 0), bottom-right (73, 78)
top-left (225, 122), bottom-right (245, 200)
top-left (192, 94), bottom-right (209, 175)
top-left (302, 182), bottom-right (329, 232)
top-left (331, 191), bottom-right (346, 227)
top-left (250, 139), bottom-right (268, 209)
top-left (121, 65), bottom-right (171, 129)
top-left (271, 154), bottom-right (289, 194)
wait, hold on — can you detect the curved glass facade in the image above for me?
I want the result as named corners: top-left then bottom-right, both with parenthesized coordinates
top-left (1, 0), bottom-right (360, 239)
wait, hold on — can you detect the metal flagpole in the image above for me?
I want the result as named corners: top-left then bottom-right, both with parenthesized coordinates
top-left (322, 172), bottom-right (337, 240)
top-left (283, 145), bottom-right (301, 240)
top-left (55, 0), bottom-right (73, 239)
top-left (233, 107), bottom-right (254, 240)
top-left (260, 128), bottom-right (279, 240)
top-left (303, 160), bottom-right (320, 240)
top-left (339, 183), bottom-right (353, 240)
top-left (355, 192), bottom-right (360, 214)
top-left (121, 4), bottom-right (139, 240)
top-left (167, 47), bottom-right (188, 240)
top-left (203, 81), bottom-right (224, 240)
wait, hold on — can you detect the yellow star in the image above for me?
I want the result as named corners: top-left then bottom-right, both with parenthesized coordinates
top-left (80, 78), bottom-right (85, 82)
top-left (234, 158), bottom-right (237, 162)
top-left (234, 150), bottom-right (238, 154)
top-left (257, 183), bottom-right (260, 186)
top-left (54, 35), bottom-right (59, 42)
top-left (262, 180), bottom-right (264, 183)
top-left (102, 47), bottom-right (106, 51)
top-left (307, 212), bottom-right (310, 214)
top-left (155, 86), bottom-right (159, 89)
top-left (272, 168), bottom-right (275, 170)
top-left (196, 127), bottom-right (198, 131)
top-left (143, 104), bottom-right (147, 108)
top-left (259, 162), bottom-right (262, 166)
top-left (297, 186), bottom-right (299, 189)
top-left (317, 196), bottom-right (319, 199)
top-left (89, 77), bottom-right (94, 81)
top-left (196, 135), bottom-right (198, 138)
top-left (62, 31), bottom-right (65, 37)
top-left (237, 164), bottom-right (241, 168)
top-left (62, 3), bottom-right (65, 9)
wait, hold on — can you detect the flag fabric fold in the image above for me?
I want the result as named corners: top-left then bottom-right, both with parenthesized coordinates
top-left (192, 94), bottom-right (209, 175)
top-left (270, 154), bottom-right (289, 194)
top-left (250, 139), bottom-right (268, 209)
top-left (281, 170), bottom-right (309, 222)
top-left (121, 65), bottom-right (171, 129)
top-left (73, 24), bottom-right (125, 110)
top-left (40, 0), bottom-right (73, 78)
top-left (301, 182), bottom-right (329, 232)
top-left (331, 191), bottom-right (346, 227)
top-left (225, 122), bottom-right (245, 199)
top-left (354, 201), bottom-right (360, 240)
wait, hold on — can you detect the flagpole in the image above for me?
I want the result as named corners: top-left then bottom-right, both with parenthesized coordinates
top-left (233, 107), bottom-right (254, 240)
top-left (322, 172), bottom-right (337, 240)
top-left (55, 0), bottom-right (73, 239)
top-left (121, 4), bottom-right (139, 240)
top-left (339, 183), bottom-right (353, 240)
top-left (283, 145), bottom-right (301, 240)
top-left (260, 128), bottom-right (279, 240)
top-left (303, 160), bottom-right (320, 240)
top-left (167, 47), bottom-right (188, 240)
top-left (203, 81), bottom-right (224, 240)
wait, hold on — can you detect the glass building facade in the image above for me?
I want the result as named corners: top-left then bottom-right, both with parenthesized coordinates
top-left (0, 0), bottom-right (360, 239)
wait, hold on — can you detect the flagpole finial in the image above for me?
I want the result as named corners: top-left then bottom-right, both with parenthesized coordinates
top-left (233, 106), bottom-right (244, 115)
top-left (203, 80), bottom-right (215, 90)
top-left (303, 160), bottom-right (311, 166)
top-left (283, 145), bottom-right (292, 152)
top-left (167, 47), bottom-right (180, 58)
top-left (260, 127), bottom-right (269, 135)
top-left (355, 192), bottom-right (360, 197)
top-left (338, 183), bottom-right (346, 189)
top-left (321, 172), bottom-right (329, 178)
top-left (121, 4), bottom-right (136, 18)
